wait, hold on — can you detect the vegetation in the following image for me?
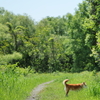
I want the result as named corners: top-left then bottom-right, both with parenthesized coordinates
top-left (0, 0), bottom-right (100, 100)
top-left (0, 0), bottom-right (100, 72)
top-left (39, 71), bottom-right (100, 100)
top-left (0, 64), bottom-right (60, 100)
top-left (1, 67), bottom-right (100, 100)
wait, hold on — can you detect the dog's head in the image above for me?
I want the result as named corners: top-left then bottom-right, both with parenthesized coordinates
top-left (82, 82), bottom-right (87, 88)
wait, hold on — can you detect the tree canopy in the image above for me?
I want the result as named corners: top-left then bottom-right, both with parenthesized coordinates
top-left (0, 0), bottom-right (100, 72)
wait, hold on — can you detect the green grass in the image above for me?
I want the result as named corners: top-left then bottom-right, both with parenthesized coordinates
top-left (0, 72), bottom-right (60, 100)
top-left (0, 66), bottom-right (62, 100)
top-left (39, 71), bottom-right (100, 100)
top-left (0, 66), bottom-right (100, 100)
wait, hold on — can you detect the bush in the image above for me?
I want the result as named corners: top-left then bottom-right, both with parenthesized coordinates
top-left (0, 52), bottom-right (22, 65)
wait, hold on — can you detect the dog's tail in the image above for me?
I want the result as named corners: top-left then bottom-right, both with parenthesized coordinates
top-left (63, 79), bottom-right (69, 86)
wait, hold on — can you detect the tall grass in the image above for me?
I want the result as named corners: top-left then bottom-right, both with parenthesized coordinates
top-left (1, 64), bottom-right (100, 100)
top-left (0, 64), bottom-right (60, 100)
top-left (0, 72), bottom-right (57, 100)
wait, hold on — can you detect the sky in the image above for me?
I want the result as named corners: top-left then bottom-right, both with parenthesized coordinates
top-left (0, 0), bottom-right (84, 22)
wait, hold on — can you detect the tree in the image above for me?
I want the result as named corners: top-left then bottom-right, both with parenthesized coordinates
top-left (0, 23), bottom-right (10, 54)
top-left (84, 0), bottom-right (100, 70)
top-left (6, 22), bottom-right (26, 51)
top-left (64, 1), bottom-right (94, 72)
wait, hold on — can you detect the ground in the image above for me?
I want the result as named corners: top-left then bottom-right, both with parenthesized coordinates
top-left (26, 80), bottom-right (54, 100)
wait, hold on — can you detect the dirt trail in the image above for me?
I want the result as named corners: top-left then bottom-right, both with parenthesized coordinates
top-left (26, 80), bottom-right (54, 100)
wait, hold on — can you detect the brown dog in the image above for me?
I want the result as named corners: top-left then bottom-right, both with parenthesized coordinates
top-left (63, 79), bottom-right (87, 96)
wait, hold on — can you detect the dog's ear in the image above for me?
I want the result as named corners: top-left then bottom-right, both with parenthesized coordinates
top-left (83, 82), bottom-right (86, 85)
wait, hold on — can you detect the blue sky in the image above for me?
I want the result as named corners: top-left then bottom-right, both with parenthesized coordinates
top-left (0, 0), bottom-right (84, 22)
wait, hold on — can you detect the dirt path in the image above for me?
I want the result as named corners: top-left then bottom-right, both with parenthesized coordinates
top-left (26, 80), bottom-right (54, 100)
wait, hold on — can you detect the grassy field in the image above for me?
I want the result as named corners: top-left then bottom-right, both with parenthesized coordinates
top-left (0, 71), bottom-right (59, 100)
top-left (39, 71), bottom-right (100, 100)
top-left (0, 66), bottom-right (100, 100)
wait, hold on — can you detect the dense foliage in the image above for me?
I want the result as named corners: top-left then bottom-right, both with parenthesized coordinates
top-left (0, 0), bottom-right (100, 72)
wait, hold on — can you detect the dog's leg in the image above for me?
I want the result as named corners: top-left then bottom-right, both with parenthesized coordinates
top-left (66, 89), bottom-right (69, 96)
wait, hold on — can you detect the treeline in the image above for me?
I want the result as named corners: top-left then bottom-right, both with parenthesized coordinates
top-left (0, 0), bottom-right (100, 72)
